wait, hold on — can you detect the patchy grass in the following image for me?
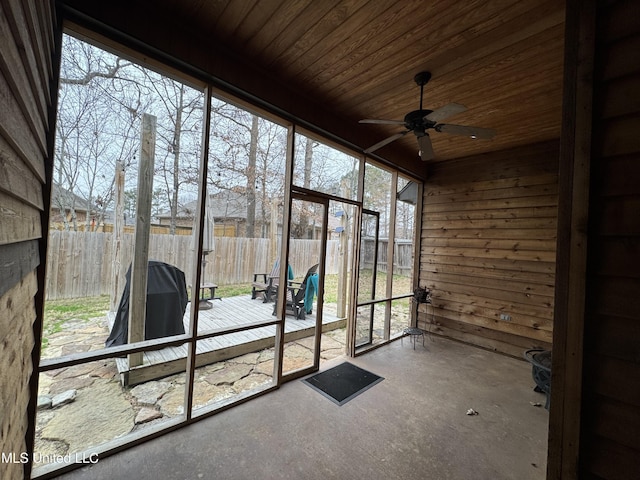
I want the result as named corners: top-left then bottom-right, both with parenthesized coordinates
top-left (42, 295), bottom-right (110, 353)
top-left (215, 283), bottom-right (253, 298)
top-left (322, 272), bottom-right (412, 305)
top-left (44, 295), bottom-right (111, 324)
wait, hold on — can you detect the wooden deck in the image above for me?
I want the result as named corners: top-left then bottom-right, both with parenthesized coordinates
top-left (112, 295), bottom-right (345, 386)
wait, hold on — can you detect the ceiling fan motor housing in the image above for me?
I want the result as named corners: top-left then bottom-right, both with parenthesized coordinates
top-left (404, 109), bottom-right (435, 135)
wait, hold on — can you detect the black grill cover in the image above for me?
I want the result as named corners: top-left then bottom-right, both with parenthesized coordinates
top-left (106, 261), bottom-right (187, 347)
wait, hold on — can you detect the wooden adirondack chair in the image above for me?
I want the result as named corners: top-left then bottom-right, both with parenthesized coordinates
top-left (273, 263), bottom-right (319, 319)
top-left (251, 259), bottom-right (293, 302)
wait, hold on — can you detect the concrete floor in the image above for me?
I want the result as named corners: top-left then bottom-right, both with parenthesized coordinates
top-left (55, 336), bottom-right (548, 480)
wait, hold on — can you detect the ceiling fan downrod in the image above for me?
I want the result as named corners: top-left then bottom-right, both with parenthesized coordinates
top-left (414, 71), bottom-right (431, 111)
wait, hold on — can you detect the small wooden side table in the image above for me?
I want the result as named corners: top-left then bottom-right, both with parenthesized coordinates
top-left (198, 282), bottom-right (221, 310)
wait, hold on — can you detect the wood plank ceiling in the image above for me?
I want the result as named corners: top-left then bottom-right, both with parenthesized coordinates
top-left (65, 0), bottom-right (565, 166)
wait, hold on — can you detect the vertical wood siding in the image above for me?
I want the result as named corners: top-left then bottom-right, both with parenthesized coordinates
top-left (581, 0), bottom-right (640, 477)
top-left (419, 141), bottom-right (559, 357)
top-left (0, 1), bottom-right (56, 479)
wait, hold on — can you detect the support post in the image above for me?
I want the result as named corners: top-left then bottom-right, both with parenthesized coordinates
top-left (128, 114), bottom-right (156, 367)
top-left (110, 161), bottom-right (125, 312)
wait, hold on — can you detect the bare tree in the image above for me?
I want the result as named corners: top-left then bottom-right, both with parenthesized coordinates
top-left (56, 34), bottom-right (206, 235)
top-left (290, 137), bottom-right (315, 239)
top-left (257, 121), bottom-right (287, 237)
top-left (141, 74), bottom-right (203, 234)
top-left (55, 35), bottom-right (146, 230)
top-left (207, 100), bottom-right (287, 238)
top-left (56, 35), bottom-right (355, 243)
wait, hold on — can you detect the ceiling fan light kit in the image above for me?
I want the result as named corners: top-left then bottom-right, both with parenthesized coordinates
top-left (360, 71), bottom-right (496, 161)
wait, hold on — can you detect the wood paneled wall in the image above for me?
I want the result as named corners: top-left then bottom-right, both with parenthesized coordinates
top-left (419, 141), bottom-right (559, 357)
top-left (0, 1), bottom-right (57, 479)
top-left (579, 0), bottom-right (640, 477)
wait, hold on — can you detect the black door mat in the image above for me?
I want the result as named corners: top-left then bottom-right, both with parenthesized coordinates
top-left (302, 362), bottom-right (384, 406)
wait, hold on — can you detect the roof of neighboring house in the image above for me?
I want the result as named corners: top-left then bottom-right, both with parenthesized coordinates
top-left (50, 184), bottom-right (91, 213)
top-left (157, 188), bottom-right (344, 233)
top-left (157, 189), bottom-right (267, 221)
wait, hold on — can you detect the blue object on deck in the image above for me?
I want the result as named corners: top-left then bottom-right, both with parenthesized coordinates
top-left (304, 273), bottom-right (319, 313)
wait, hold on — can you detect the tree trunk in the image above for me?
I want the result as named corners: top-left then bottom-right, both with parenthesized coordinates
top-left (245, 115), bottom-right (258, 238)
top-left (170, 86), bottom-right (184, 235)
top-left (70, 206), bottom-right (78, 231)
top-left (300, 137), bottom-right (313, 238)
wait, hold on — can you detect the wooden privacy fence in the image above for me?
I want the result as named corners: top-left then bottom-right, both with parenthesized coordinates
top-left (45, 231), bottom-right (412, 300)
top-left (45, 231), bottom-right (337, 300)
top-left (360, 238), bottom-right (414, 276)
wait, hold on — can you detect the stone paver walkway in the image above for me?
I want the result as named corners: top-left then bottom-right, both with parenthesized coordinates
top-left (35, 315), bottom-right (347, 469)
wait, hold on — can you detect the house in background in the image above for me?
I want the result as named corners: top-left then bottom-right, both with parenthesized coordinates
top-left (49, 184), bottom-right (93, 228)
top-left (1, 1), bottom-right (639, 479)
top-left (157, 189), bottom-right (338, 239)
top-left (157, 189), bottom-right (268, 237)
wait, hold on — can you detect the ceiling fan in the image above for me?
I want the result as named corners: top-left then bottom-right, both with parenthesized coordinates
top-left (360, 71), bottom-right (496, 161)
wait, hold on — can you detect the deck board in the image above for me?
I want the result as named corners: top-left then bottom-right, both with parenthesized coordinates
top-left (114, 295), bottom-right (345, 385)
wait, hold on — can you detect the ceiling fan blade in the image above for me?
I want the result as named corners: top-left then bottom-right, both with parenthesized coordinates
top-left (364, 131), bottom-right (409, 153)
top-left (417, 134), bottom-right (435, 161)
top-left (436, 123), bottom-right (496, 139)
top-left (424, 103), bottom-right (467, 123)
top-left (359, 118), bottom-right (406, 125)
